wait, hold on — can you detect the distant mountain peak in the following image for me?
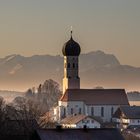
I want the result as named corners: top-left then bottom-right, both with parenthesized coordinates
top-left (0, 50), bottom-right (139, 91)
top-left (3, 54), bottom-right (24, 62)
top-left (81, 50), bottom-right (120, 67)
top-left (5, 54), bottom-right (18, 61)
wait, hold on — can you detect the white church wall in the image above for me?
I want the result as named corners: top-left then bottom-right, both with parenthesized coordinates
top-left (59, 101), bottom-right (67, 106)
top-left (59, 101), bottom-right (84, 116)
top-left (58, 101), bottom-right (67, 120)
top-left (67, 101), bottom-right (84, 115)
top-left (86, 105), bottom-right (119, 122)
top-left (58, 101), bottom-right (119, 122)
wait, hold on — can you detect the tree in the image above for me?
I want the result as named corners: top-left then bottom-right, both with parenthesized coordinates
top-left (0, 96), bottom-right (6, 133)
top-left (123, 132), bottom-right (140, 140)
top-left (13, 97), bottom-right (43, 121)
top-left (39, 111), bottom-right (57, 128)
top-left (25, 89), bottom-right (34, 98)
top-left (38, 84), bottom-right (42, 94)
top-left (36, 79), bottom-right (62, 110)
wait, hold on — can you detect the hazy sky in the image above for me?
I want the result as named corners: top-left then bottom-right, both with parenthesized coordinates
top-left (0, 0), bottom-right (140, 66)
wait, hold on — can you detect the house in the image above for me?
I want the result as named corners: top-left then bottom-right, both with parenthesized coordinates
top-left (112, 106), bottom-right (140, 129)
top-left (35, 128), bottom-right (125, 140)
top-left (60, 115), bottom-right (102, 128)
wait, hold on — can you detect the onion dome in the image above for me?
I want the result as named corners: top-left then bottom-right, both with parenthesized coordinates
top-left (62, 31), bottom-right (81, 56)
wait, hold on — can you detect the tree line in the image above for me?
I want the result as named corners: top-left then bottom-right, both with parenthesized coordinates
top-left (0, 79), bottom-right (62, 139)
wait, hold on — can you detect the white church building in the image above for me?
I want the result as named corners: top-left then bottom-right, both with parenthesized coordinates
top-left (53, 31), bottom-right (129, 127)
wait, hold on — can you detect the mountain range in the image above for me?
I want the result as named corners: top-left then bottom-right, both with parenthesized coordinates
top-left (0, 50), bottom-right (140, 91)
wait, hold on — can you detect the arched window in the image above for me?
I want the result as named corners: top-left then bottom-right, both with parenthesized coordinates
top-left (101, 107), bottom-right (104, 117)
top-left (111, 107), bottom-right (114, 116)
top-left (64, 108), bottom-right (66, 117)
top-left (79, 108), bottom-right (82, 114)
top-left (91, 107), bottom-right (94, 116)
top-left (71, 108), bottom-right (73, 114)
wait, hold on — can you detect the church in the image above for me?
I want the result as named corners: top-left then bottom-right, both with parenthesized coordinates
top-left (53, 31), bottom-right (129, 128)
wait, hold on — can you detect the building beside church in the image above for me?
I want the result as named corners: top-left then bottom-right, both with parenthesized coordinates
top-left (60, 115), bottom-right (102, 128)
top-left (112, 106), bottom-right (140, 129)
top-left (53, 31), bottom-right (129, 127)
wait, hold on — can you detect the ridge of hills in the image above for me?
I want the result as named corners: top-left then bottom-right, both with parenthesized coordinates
top-left (0, 50), bottom-right (140, 91)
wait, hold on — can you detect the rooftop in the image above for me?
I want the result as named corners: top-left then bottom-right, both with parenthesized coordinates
top-left (113, 106), bottom-right (140, 119)
top-left (60, 89), bottom-right (129, 105)
top-left (60, 115), bottom-right (102, 124)
top-left (36, 128), bottom-right (124, 140)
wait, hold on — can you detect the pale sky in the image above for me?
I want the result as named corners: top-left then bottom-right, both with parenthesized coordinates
top-left (0, 0), bottom-right (140, 66)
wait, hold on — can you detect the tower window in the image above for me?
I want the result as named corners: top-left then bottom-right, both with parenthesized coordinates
top-left (101, 107), bottom-right (104, 117)
top-left (73, 63), bottom-right (75, 68)
top-left (68, 63), bottom-right (70, 68)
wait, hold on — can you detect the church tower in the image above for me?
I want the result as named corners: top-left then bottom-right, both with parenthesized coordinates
top-left (62, 31), bottom-right (81, 94)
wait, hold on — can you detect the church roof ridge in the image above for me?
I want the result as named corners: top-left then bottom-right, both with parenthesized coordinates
top-left (60, 88), bottom-right (129, 106)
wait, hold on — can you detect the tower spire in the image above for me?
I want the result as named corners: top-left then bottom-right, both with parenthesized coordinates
top-left (70, 26), bottom-right (73, 39)
top-left (62, 30), bottom-right (81, 93)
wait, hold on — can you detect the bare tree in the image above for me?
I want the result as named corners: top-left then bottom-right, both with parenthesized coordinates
top-left (39, 111), bottom-right (57, 128)
top-left (123, 132), bottom-right (140, 140)
top-left (0, 96), bottom-right (6, 133)
top-left (38, 79), bottom-right (62, 109)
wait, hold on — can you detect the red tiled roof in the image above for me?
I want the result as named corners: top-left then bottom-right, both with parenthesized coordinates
top-left (61, 115), bottom-right (87, 124)
top-left (61, 115), bottom-right (102, 124)
top-left (60, 89), bottom-right (129, 105)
